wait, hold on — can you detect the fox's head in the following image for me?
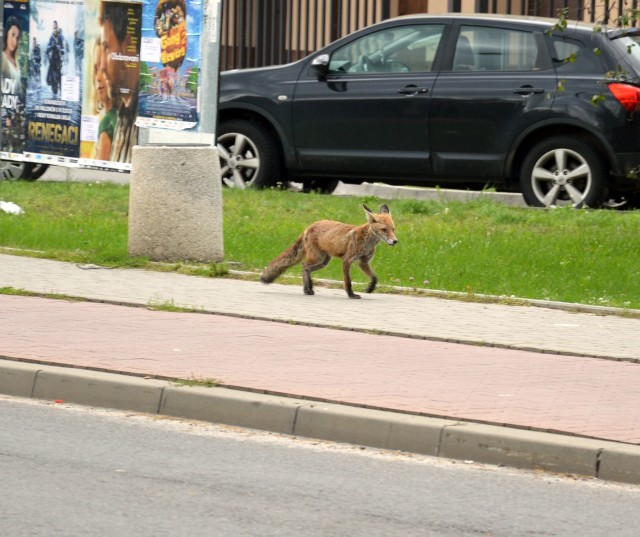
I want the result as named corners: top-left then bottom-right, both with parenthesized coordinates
top-left (363, 204), bottom-right (398, 246)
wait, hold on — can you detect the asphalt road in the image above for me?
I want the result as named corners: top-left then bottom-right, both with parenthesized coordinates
top-left (2, 395), bottom-right (639, 537)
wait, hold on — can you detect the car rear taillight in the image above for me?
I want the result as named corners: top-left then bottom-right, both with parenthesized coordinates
top-left (608, 83), bottom-right (640, 112)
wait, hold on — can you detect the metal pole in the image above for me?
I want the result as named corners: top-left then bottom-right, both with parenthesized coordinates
top-left (198, 0), bottom-right (223, 140)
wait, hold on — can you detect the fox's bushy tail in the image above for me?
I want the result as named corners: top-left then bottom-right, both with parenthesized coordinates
top-left (260, 234), bottom-right (305, 284)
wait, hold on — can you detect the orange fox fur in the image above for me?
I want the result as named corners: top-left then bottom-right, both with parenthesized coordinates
top-left (260, 204), bottom-right (397, 299)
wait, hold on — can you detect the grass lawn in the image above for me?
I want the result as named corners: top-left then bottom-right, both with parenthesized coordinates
top-left (1, 180), bottom-right (639, 309)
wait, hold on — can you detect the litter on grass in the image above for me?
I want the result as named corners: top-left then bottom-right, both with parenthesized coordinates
top-left (0, 201), bottom-right (24, 215)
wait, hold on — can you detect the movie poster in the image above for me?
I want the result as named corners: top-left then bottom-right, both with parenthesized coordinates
top-left (23, 0), bottom-right (82, 164)
top-left (79, 0), bottom-right (142, 170)
top-left (1, 0), bottom-right (30, 159)
top-left (135, 0), bottom-right (201, 129)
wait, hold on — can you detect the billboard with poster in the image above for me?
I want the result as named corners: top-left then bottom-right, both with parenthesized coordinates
top-left (79, 0), bottom-right (142, 170)
top-left (1, 0), bottom-right (30, 160)
top-left (0, 0), bottom-right (201, 173)
top-left (24, 0), bottom-right (83, 165)
top-left (136, 0), bottom-right (201, 130)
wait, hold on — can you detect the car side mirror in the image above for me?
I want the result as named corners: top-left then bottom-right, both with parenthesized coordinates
top-left (310, 54), bottom-right (329, 79)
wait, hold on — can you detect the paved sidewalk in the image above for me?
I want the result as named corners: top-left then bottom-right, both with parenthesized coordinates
top-left (2, 254), bottom-right (639, 361)
top-left (2, 253), bottom-right (640, 483)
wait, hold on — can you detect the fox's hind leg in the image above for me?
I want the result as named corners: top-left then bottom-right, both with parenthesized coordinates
top-left (302, 254), bottom-right (331, 295)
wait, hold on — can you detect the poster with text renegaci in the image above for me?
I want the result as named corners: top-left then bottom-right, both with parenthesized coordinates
top-left (135, 0), bottom-right (201, 130)
top-left (1, 0), bottom-right (30, 160)
top-left (79, 0), bottom-right (142, 170)
top-left (23, 0), bottom-right (83, 165)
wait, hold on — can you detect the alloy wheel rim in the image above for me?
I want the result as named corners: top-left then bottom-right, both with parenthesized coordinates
top-left (217, 133), bottom-right (260, 188)
top-left (530, 148), bottom-right (592, 207)
top-left (0, 160), bottom-right (27, 181)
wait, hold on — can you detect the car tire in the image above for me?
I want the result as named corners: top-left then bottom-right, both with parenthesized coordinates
top-left (217, 120), bottom-right (282, 189)
top-left (519, 137), bottom-right (607, 208)
top-left (0, 160), bottom-right (36, 181)
top-left (26, 164), bottom-right (50, 181)
top-left (301, 178), bottom-right (340, 194)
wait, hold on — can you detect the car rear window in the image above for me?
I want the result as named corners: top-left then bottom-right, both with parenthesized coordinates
top-left (609, 34), bottom-right (640, 81)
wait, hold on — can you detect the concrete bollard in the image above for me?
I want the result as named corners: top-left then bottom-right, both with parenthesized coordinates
top-left (128, 145), bottom-right (223, 262)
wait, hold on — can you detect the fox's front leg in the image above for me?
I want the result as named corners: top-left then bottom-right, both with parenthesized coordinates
top-left (301, 266), bottom-right (314, 295)
top-left (342, 259), bottom-right (360, 299)
top-left (359, 259), bottom-right (377, 294)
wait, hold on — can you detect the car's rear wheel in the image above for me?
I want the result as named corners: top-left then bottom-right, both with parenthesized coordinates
top-left (217, 120), bottom-right (282, 189)
top-left (0, 160), bottom-right (36, 181)
top-left (519, 137), bottom-right (607, 208)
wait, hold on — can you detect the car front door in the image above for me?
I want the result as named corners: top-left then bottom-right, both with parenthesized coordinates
top-left (291, 23), bottom-right (446, 179)
top-left (429, 23), bottom-right (557, 180)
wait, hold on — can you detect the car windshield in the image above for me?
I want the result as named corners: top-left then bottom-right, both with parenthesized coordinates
top-left (609, 34), bottom-right (640, 82)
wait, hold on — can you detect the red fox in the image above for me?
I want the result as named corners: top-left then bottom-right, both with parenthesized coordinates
top-left (260, 204), bottom-right (397, 299)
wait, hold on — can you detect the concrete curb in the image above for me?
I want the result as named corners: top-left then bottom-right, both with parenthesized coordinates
top-left (3, 359), bottom-right (640, 485)
top-left (333, 182), bottom-right (528, 207)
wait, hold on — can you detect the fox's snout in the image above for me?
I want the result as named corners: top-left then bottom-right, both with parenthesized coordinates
top-left (386, 237), bottom-right (398, 246)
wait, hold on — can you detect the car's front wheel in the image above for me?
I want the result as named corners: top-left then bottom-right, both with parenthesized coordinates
top-left (519, 137), bottom-right (607, 208)
top-left (0, 160), bottom-right (37, 181)
top-left (27, 164), bottom-right (50, 181)
top-left (217, 120), bottom-right (282, 189)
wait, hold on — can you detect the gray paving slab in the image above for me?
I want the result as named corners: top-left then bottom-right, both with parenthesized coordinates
top-left (32, 368), bottom-right (167, 413)
top-left (438, 422), bottom-right (607, 477)
top-left (160, 386), bottom-right (300, 434)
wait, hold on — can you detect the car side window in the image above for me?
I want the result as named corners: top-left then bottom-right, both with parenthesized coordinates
top-left (551, 36), bottom-right (583, 62)
top-left (328, 24), bottom-right (445, 75)
top-left (453, 26), bottom-right (541, 72)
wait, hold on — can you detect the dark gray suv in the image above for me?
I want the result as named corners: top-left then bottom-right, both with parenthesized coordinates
top-left (218, 14), bottom-right (640, 207)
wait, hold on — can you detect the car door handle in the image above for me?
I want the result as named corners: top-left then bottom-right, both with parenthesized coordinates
top-left (513, 86), bottom-right (544, 95)
top-left (398, 85), bottom-right (428, 96)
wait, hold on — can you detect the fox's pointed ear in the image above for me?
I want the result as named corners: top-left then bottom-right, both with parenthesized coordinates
top-left (379, 204), bottom-right (390, 214)
top-left (363, 204), bottom-right (376, 223)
